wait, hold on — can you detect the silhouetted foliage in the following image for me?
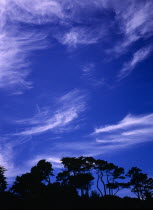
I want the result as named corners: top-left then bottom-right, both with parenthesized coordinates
top-left (93, 159), bottom-right (128, 196)
top-left (56, 170), bottom-right (70, 185)
top-left (30, 159), bottom-right (53, 184)
top-left (127, 167), bottom-right (153, 199)
top-left (1, 157), bottom-right (153, 209)
top-left (59, 156), bottom-right (94, 196)
top-left (69, 172), bottom-right (94, 196)
top-left (11, 160), bottom-right (53, 198)
top-left (0, 165), bottom-right (7, 192)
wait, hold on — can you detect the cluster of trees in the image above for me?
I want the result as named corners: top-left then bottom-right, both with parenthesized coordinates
top-left (0, 156), bottom-right (153, 201)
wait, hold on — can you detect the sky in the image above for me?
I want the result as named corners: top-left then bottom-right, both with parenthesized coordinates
top-left (0, 0), bottom-right (153, 192)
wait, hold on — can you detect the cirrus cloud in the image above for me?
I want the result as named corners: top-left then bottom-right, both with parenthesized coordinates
top-left (14, 89), bottom-right (87, 136)
top-left (93, 113), bottom-right (153, 147)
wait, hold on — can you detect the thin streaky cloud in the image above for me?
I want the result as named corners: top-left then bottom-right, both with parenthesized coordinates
top-left (10, 0), bottom-right (64, 24)
top-left (0, 0), bottom-right (63, 91)
top-left (105, 0), bottom-right (153, 56)
top-left (0, 30), bottom-right (47, 90)
top-left (91, 113), bottom-right (153, 152)
top-left (0, 0), bottom-right (152, 92)
top-left (51, 134), bottom-right (148, 159)
top-left (14, 89), bottom-right (87, 136)
top-left (118, 46), bottom-right (153, 80)
top-left (94, 113), bottom-right (153, 134)
top-left (122, 128), bottom-right (153, 136)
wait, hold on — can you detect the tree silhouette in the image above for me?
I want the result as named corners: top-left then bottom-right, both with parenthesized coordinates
top-left (94, 159), bottom-right (127, 196)
top-left (143, 178), bottom-right (153, 199)
top-left (6, 155), bottom-right (153, 209)
top-left (94, 159), bottom-right (107, 196)
top-left (69, 172), bottom-right (94, 196)
top-left (106, 165), bottom-right (127, 195)
top-left (59, 157), bottom-right (94, 196)
top-left (0, 165), bottom-right (7, 192)
top-left (30, 159), bottom-right (54, 184)
top-left (127, 167), bottom-right (153, 199)
top-left (11, 159), bottom-right (53, 197)
top-left (11, 173), bottom-right (38, 197)
top-left (56, 171), bottom-right (70, 186)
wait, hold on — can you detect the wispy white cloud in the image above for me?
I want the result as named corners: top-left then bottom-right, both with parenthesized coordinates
top-left (0, 135), bottom-right (34, 179)
top-left (28, 155), bottom-right (62, 169)
top-left (94, 113), bottom-right (153, 134)
top-left (3, 113), bottom-right (153, 179)
top-left (49, 137), bottom-right (133, 158)
top-left (81, 63), bottom-right (105, 87)
top-left (0, 138), bottom-right (62, 181)
top-left (0, 0), bottom-right (152, 90)
top-left (57, 27), bottom-right (103, 48)
top-left (106, 0), bottom-right (153, 55)
top-left (122, 128), bottom-right (153, 136)
top-left (0, 141), bottom-right (16, 178)
top-left (14, 89), bottom-right (87, 136)
top-left (0, 30), bottom-right (47, 91)
top-left (0, 0), bottom-right (63, 91)
top-left (0, 89), bottom-right (86, 179)
top-left (50, 113), bottom-right (153, 157)
top-left (92, 113), bottom-right (153, 150)
top-left (82, 63), bottom-right (95, 77)
top-left (10, 0), bottom-right (64, 24)
top-left (57, 0), bottom-right (153, 81)
top-left (118, 46), bottom-right (153, 79)
top-left (45, 112), bottom-right (153, 156)
top-left (120, 0), bottom-right (153, 38)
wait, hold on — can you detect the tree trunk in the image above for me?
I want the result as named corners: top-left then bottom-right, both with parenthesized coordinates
top-left (100, 174), bottom-right (106, 196)
top-left (106, 175), bottom-right (111, 195)
top-left (81, 188), bottom-right (84, 197)
top-left (96, 174), bottom-right (103, 196)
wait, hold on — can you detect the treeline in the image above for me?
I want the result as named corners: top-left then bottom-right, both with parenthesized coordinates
top-left (0, 156), bottom-right (153, 209)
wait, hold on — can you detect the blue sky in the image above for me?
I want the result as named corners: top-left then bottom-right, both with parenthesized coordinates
top-left (0, 0), bottom-right (153, 191)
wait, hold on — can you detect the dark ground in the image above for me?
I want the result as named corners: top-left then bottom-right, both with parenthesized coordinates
top-left (1, 192), bottom-right (153, 210)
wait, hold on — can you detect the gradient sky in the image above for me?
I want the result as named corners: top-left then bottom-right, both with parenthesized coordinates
top-left (0, 0), bottom-right (153, 193)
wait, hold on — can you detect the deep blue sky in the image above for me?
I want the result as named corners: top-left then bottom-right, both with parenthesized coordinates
top-left (0, 0), bottom-right (153, 194)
